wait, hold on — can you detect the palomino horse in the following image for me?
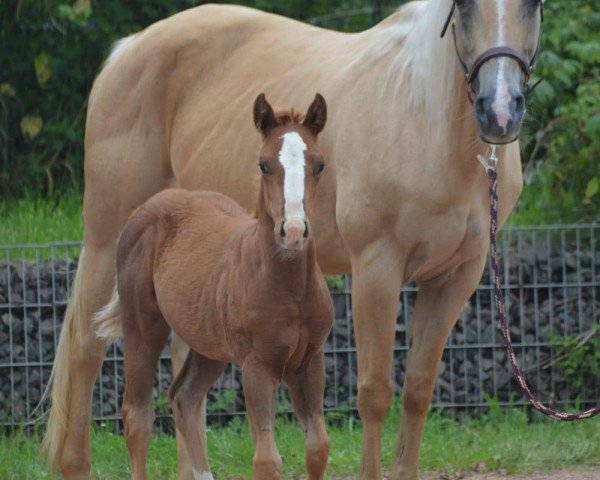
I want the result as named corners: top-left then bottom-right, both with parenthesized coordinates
top-left (42, 1), bottom-right (542, 479)
top-left (93, 94), bottom-right (333, 480)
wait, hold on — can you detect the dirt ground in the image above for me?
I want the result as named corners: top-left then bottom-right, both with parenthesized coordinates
top-left (338, 468), bottom-right (600, 480)
top-left (421, 468), bottom-right (600, 480)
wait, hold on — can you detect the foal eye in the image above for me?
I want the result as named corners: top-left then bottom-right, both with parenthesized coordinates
top-left (316, 163), bottom-right (325, 175)
top-left (259, 162), bottom-right (270, 175)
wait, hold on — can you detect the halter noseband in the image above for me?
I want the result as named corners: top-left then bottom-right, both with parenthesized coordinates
top-left (440, 1), bottom-right (543, 103)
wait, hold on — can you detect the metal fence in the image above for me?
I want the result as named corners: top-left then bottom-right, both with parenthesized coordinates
top-left (0, 225), bottom-right (599, 430)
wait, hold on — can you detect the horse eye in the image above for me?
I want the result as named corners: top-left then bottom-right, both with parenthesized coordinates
top-left (259, 162), bottom-right (269, 175)
top-left (316, 163), bottom-right (325, 175)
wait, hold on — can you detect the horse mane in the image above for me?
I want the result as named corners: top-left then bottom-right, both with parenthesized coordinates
top-left (350, 0), bottom-right (461, 125)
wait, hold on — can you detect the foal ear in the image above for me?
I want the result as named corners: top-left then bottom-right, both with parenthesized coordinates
top-left (253, 93), bottom-right (278, 134)
top-left (303, 93), bottom-right (327, 135)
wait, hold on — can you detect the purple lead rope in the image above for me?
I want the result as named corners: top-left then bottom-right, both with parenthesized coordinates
top-left (487, 168), bottom-right (599, 421)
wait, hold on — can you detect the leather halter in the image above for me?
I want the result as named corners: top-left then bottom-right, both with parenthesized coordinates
top-left (440, 1), bottom-right (543, 103)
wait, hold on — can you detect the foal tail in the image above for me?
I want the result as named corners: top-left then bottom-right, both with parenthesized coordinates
top-left (92, 285), bottom-right (122, 341)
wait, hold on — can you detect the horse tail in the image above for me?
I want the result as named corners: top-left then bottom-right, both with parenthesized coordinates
top-left (40, 248), bottom-right (89, 471)
top-left (92, 284), bottom-right (122, 341)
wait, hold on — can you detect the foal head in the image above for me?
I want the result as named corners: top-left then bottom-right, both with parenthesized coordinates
top-left (449, 0), bottom-right (542, 143)
top-left (253, 93), bottom-right (327, 252)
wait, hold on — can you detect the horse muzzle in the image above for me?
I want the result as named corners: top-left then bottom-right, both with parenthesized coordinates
top-left (277, 217), bottom-right (310, 251)
top-left (474, 87), bottom-right (525, 145)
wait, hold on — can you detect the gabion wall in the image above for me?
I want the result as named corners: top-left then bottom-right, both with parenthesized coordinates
top-left (1, 226), bottom-right (598, 430)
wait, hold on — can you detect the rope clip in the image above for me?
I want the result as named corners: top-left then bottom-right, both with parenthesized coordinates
top-left (477, 144), bottom-right (499, 172)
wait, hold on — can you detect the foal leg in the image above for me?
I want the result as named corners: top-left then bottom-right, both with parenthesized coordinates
top-left (169, 334), bottom-right (194, 480)
top-left (284, 353), bottom-right (329, 480)
top-left (351, 241), bottom-right (403, 480)
top-left (168, 349), bottom-right (226, 480)
top-left (122, 316), bottom-right (170, 480)
top-left (242, 356), bottom-right (282, 480)
top-left (390, 256), bottom-right (487, 480)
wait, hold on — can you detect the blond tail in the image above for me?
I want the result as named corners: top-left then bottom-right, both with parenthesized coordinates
top-left (92, 284), bottom-right (122, 341)
top-left (40, 251), bottom-right (122, 472)
top-left (40, 249), bottom-right (87, 472)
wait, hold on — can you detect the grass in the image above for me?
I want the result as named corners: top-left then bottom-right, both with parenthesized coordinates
top-left (0, 192), bottom-right (83, 246)
top-left (0, 186), bottom-right (590, 248)
top-left (1, 404), bottom-right (598, 479)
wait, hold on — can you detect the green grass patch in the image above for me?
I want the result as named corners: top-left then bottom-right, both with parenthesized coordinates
top-left (0, 191), bottom-right (83, 246)
top-left (1, 405), bottom-right (598, 479)
top-left (0, 185), bottom-right (590, 248)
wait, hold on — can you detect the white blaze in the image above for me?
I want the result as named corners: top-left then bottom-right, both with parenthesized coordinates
top-left (278, 132), bottom-right (307, 229)
top-left (491, 0), bottom-right (511, 133)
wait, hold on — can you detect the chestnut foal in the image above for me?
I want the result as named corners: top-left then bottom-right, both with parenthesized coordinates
top-left (94, 93), bottom-right (333, 480)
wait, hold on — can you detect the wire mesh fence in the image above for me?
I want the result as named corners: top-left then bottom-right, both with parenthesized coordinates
top-left (0, 225), bottom-right (598, 431)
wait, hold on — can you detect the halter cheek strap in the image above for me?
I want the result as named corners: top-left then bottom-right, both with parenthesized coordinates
top-left (441, 0), bottom-right (543, 103)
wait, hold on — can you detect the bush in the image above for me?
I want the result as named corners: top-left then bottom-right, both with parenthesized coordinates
top-left (517, 0), bottom-right (599, 223)
top-left (0, 0), bottom-right (385, 200)
top-left (1, 0), bottom-right (597, 223)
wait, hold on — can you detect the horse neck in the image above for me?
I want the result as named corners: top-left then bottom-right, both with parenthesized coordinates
top-left (359, 0), bottom-right (485, 174)
top-left (254, 182), bottom-right (316, 293)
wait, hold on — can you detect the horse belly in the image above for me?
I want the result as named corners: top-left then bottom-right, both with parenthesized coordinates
top-left (153, 231), bottom-right (235, 362)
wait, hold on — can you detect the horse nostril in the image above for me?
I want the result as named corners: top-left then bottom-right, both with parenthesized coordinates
top-left (475, 96), bottom-right (487, 118)
top-left (303, 222), bottom-right (309, 238)
top-left (279, 223), bottom-right (286, 238)
top-left (514, 94), bottom-right (525, 115)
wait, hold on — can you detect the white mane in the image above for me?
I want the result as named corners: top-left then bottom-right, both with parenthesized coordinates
top-left (350, 0), bottom-right (461, 123)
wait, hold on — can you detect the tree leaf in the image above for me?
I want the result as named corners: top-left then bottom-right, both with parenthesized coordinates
top-left (20, 115), bottom-right (44, 141)
top-left (584, 177), bottom-right (599, 202)
top-left (0, 83), bottom-right (16, 97)
top-left (34, 53), bottom-right (52, 87)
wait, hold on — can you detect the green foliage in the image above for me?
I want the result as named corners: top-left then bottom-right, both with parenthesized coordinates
top-left (206, 389), bottom-right (238, 413)
top-left (152, 395), bottom-right (171, 416)
top-left (325, 274), bottom-right (346, 291)
top-left (516, 0), bottom-right (599, 224)
top-left (551, 325), bottom-right (600, 391)
top-left (0, 0), bottom-right (393, 202)
top-left (0, 0), bottom-right (598, 225)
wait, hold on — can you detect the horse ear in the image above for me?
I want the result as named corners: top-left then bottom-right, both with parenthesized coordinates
top-left (253, 93), bottom-right (277, 134)
top-left (303, 93), bottom-right (327, 135)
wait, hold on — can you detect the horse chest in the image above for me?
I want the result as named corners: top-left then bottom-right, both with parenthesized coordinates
top-left (402, 210), bottom-right (487, 283)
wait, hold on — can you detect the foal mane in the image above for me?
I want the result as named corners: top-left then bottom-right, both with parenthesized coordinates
top-left (275, 109), bottom-right (305, 126)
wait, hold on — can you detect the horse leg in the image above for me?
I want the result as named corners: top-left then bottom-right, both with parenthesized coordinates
top-left (168, 349), bottom-right (226, 480)
top-left (284, 353), bottom-right (329, 480)
top-left (121, 310), bottom-right (170, 480)
top-left (169, 334), bottom-right (196, 480)
top-left (242, 356), bottom-right (282, 480)
top-left (351, 241), bottom-right (403, 480)
top-left (42, 131), bottom-right (174, 478)
top-left (390, 256), bottom-right (487, 480)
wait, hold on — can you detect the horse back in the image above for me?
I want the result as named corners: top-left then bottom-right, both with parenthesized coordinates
top-left (117, 188), bottom-right (251, 269)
